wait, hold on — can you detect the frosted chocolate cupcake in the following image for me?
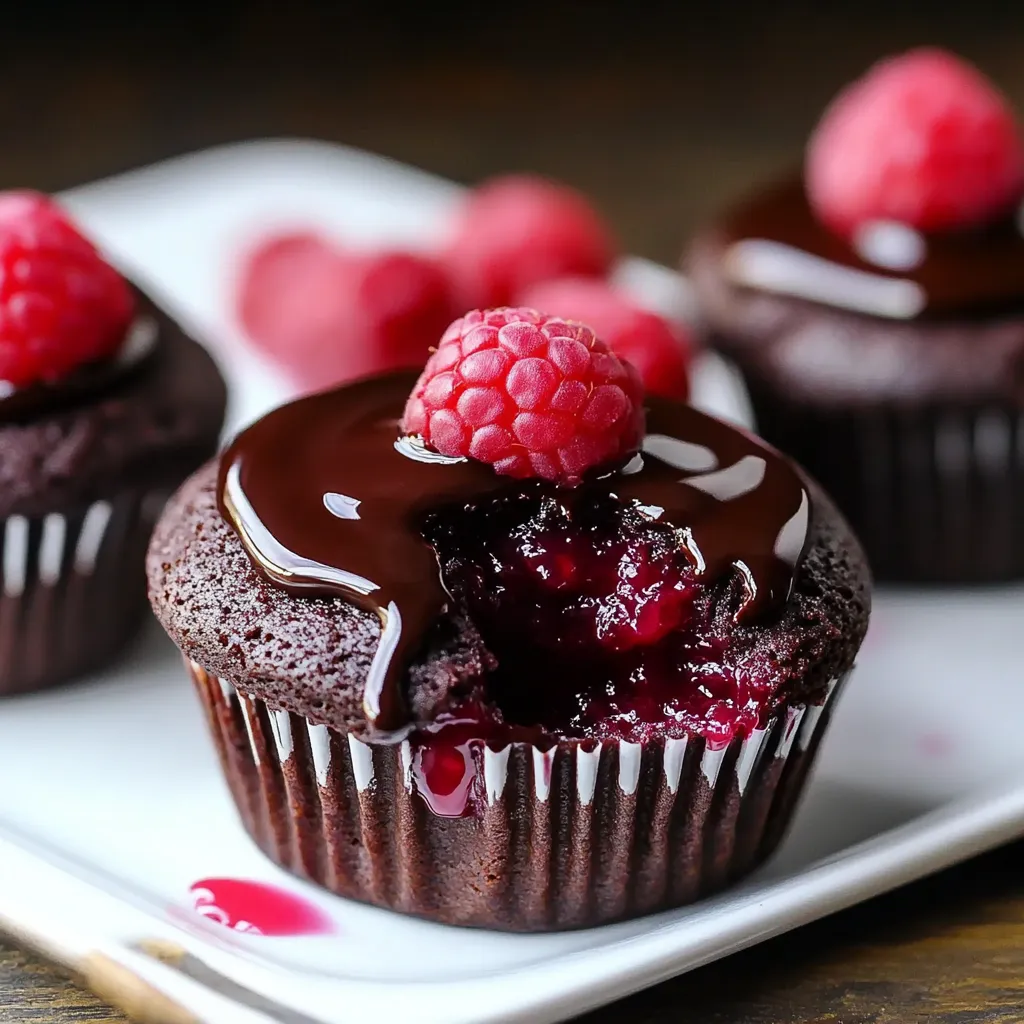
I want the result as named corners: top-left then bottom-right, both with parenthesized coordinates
top-left (149, 308), bottom-right (869, 931)
top-left (689, 49), bottom-right (1024, 582)
top-left (0, 191), bottom-right (225, 694)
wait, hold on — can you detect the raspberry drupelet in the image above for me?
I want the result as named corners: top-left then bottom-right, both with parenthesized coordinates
top-left (402, 307), bottom-right (644, 483)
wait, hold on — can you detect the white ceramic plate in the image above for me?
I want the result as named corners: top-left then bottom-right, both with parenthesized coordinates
top-left (0, 139), bottom-right (1021, 1024)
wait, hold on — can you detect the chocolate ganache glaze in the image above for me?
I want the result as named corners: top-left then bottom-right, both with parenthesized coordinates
top-left (218, 372), bottom-right (810, 735)
top-left (719, 175), bottom-right (1024, 319)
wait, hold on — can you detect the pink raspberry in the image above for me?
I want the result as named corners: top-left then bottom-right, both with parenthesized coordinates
top-left (238, 234), bottom-right (454, 390)
top-left (445, 175), bottom-right (616, 309)
top-left (0, 191), bottom-right (134, 389)
top-left (237, 233), bottom-right (342, 368)
top-left (518, 277), bottom-right (691, 400)
top-left (807, 48), bottom-right (1024, 236)
top-left (402, 307), bottom-right (644, 483)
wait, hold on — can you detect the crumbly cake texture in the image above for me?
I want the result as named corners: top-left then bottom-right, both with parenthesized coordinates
top-left (147, 458), bottom-right (870, 739)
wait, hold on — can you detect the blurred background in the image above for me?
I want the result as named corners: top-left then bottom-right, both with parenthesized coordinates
top-left (5, 0), bottom-right (1024, 264)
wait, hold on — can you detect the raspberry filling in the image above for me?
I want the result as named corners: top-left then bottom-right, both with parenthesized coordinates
top-left (412, 489), bottom-right (789, 818)
top-left (426, 488), bottom-right (770, 745)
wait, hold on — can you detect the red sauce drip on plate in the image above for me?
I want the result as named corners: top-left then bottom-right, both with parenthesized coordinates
top-left (189, 878), bottom-right (335, 937)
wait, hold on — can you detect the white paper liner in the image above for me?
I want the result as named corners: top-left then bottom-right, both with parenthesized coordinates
top-left (188, 660), bottom-right (850, 932)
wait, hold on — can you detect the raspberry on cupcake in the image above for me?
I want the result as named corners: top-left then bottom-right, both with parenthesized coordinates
top-left (0, 190), bottom-right (225, 694)
top-left (806, 48), bottom-right (1024, 238)
top-left (149, 306), bottom-right (869, 930)
top-left (0, 192), bottom-right (135, 388)
top-left (403, 307), bottom-right (644, 482)
top-left (688, 48), bottom-right (1024, 581)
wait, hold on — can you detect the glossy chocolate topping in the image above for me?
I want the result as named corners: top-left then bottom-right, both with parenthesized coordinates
top-left (0, 313), bottom-right (159, 423)
top-left (218, 372), bottom-right (810, 735)
top-left (717, 176), bottom-right (1024, 319)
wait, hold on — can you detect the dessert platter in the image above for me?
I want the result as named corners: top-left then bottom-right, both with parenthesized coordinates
top-left (0, 47), bottom-right (1022, 1024)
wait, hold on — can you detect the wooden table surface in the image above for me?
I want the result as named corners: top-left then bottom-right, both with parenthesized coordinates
top-left (3, 3), bottom-right (1024, 1020)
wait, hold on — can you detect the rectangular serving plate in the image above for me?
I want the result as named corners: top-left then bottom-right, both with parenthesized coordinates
top-left (0, 139), bottom-right (1021, 1023)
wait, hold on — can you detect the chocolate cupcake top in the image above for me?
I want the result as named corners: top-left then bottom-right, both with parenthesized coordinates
top-left (0, 191), bottom-right (226, 516)
top-left (219, 371), bottom-right (812, 732)
top-left (688, 50), bottom-right (1024, 404)
top-left (149, 362), bottom-right (870, 747)
top-left (703, 176), bottom-right (1024, 321)
top-left (0, 288), bottom-right (226, 519)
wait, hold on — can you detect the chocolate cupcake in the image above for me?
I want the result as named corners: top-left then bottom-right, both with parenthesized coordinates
top-left (688, 49), bottom-right (1024, 582)
top-left (149, 308), bottom-right (869, 931)
top-left (0, 191), bottom-right (226, 694)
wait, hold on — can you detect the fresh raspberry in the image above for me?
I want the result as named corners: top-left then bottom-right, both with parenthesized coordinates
top-left (0, 191), bottom-right (134, 389)
top-left (807, 48), bottom-right (1024, 236)
top-left (238, 234), bottom-right (454, 390)
top-left (237, 232), bottom-right (341, 359)
top-left (518, 277), bottom-right (691, 400)
top-left (445, 175), bottom-right (616, 309)
top-left (403, 307), bottom-right (644, 483)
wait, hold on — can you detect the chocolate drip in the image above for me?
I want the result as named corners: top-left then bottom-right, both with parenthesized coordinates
top-left (717, 176), bottom-right (1024, 319)
top-left (0, 312), bottom-right (160, 423)
top-left (218, 373), bottom-right (810, 735)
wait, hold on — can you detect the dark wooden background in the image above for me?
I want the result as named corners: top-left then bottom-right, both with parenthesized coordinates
top-left (3, 2), bottom-right (1024, 1020)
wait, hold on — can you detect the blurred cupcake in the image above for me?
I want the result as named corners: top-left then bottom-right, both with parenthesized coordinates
top-left (148, 308), bottom-right (869, 931)
top-left (0, 191), bottom-right (225, 694)
top-left (688, 49), bottom-right (1024, 582)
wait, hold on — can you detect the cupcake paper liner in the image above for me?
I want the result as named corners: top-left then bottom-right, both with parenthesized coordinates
top-left (188, 659), bottom-right (848, 932)
top-left (746, 381), bottom-right (1024, 582)
top-left (0, 487), bottom-right (171, 695)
